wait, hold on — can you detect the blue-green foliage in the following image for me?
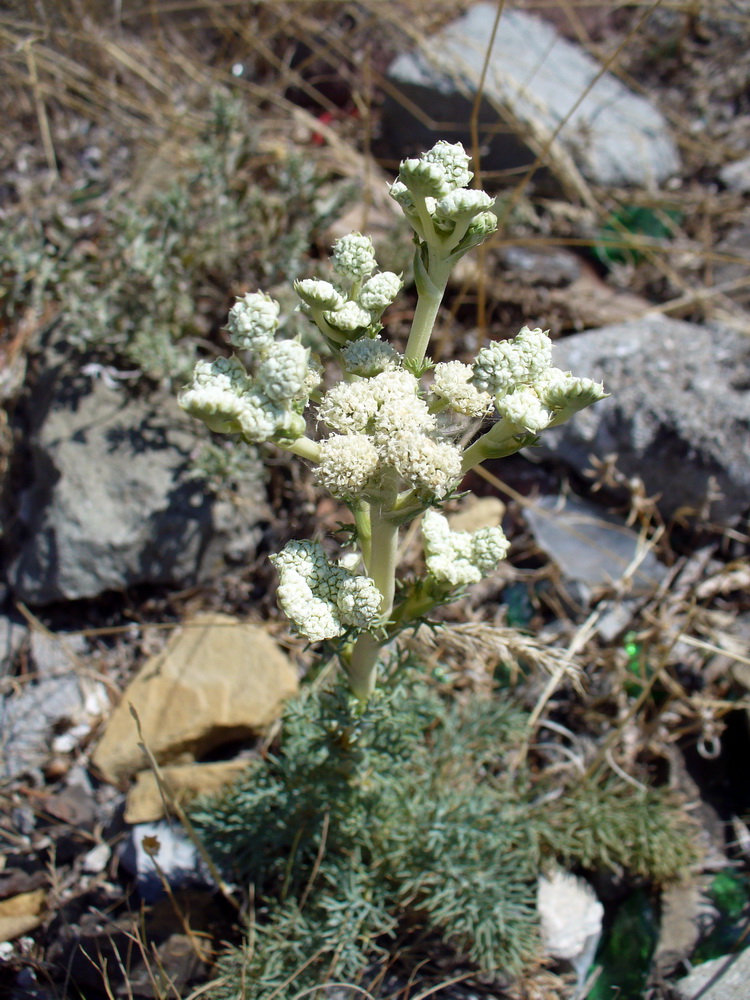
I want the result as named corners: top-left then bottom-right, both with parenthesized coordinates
top-left (1, 92), bottom-right (353, 384)
top-left (193, 681), bottom-right (698, 998)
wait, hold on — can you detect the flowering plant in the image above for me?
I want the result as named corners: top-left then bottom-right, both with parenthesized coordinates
top-left (180, 140), bottom-right (606, 700)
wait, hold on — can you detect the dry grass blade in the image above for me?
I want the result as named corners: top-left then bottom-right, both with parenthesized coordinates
top-left (405, 620), bottom-right (582, 689)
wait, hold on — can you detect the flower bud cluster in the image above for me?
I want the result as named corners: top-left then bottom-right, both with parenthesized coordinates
top-left (472, 326), bottom-right (607, 434)
top-left (421, 510), bottom-right (510, 587)
top-left (316, 364), bottom-right (462, 502)
top-left (179, 292), bottom-right (320, 443)
top-left (270, 539), bottom-right (382, 642)
top-left (389, 141), bottom-right (497, 255)
top-left (294, 234), bottom-right (402, 347)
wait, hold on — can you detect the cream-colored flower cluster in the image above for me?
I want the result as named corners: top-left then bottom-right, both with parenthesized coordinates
top-left (316, 368), bottom-right (462, 503)
top-left (389, 140), bottom-right (497, 256)
top-left (177, 140), bottom-right (607, 656)
top-left (294, 234), bottom-right (402, 348)
top-left (472, 326), bottom-right (606, 434)
top-left (270, 540), bottom-right (382, 642)
top-left (421, 509), bottom-right (510, 587)
top-left (179, 291), bottom-right (319, 444)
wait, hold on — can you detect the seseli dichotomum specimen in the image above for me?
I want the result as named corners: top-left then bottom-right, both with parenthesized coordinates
top-left (179, 140), bottom-right (606, 700)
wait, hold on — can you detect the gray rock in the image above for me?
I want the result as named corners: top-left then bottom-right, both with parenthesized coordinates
top-left (523, 495), bottom-right (667, 600)
top-left (720, 155), bottom-right (750, 194)
top-left (120, 821), bottom-right (214, 902)
top-left (385, 5), bottom-right (679, 188)
top-left (29, 629), bottom-right (87, 677)
top-left (8, 374), bottom-right (266, 604)
top-left (539, 316), bottom-right (750, 526)
top-left (675, 948), bottom-right (750, 999)
top-left (0, 616), bottom-right (27, 679)
top-left (0, 669), bottom-right (107, 780)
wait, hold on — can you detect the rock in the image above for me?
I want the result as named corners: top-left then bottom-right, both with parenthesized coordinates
top-left (447, 495), bottom-right (505, 533)
top-left (8, 374), bottom-right (266, 604)
top-left (539, 316), bottom-right (750, 526)
top-left (81, 843), bottom-right (111, 875)
top-left (523, 494), bottom-right (667, 600)
top-left (119, 821), bottom-right (214, 903)
top-left (93, 613), bottom-right (298, 784)
top-left (720, 155), bottom-right (750, 193)
top-left (654, 878), bottom-right (718, 974)
top-left (0, 890), bottom-right (47, 942)
top-left (712, 218), bottom-right (750, 297)
top-left (675, 948), bottom-right (750, 1000)
top-left (499, 245), bottom-right (581, 288)
top-left (538, 870), bottom-right (603, 985)
top-left (29, 629), bottom-right (87, 677)
top-left (0, 663), bottom-right (107, 781)
top-left (125, 759), bottom-right (249, 824)
top-left (384, 5), bottom-right (679, 189)
top-left (0, 615), bottom-right (27, 678)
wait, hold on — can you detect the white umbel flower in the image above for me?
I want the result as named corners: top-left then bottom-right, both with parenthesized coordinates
top-left (372, 395), bottom-right (436, 439)
top-left (388, 180), bottom-right (417, 215)
top-left (384, 432), bottom-right (462, 499)
top-left (270, 539), bottom-right (381, 642)
top-left (318, 381), bottom-right (379, 434)
top-left (342, 337), bottom-right (401, 376)
top-left (358, 271), bottom-right (403, 312)
top-left (332, 233), bottom-right (377, 281)
top-left (226, 292), bottom-right (280, 355)
top-left (236, 388), bottom-right (285, 443)
top-left (496, 387), bottom-right (551, 433)
top-left (324, 300), bottom-right (373, 334)
top-left (422, 140), bottom-right (473, 190)
top-left (431, 361), bottom-right (493, 417)
top-left (397, 158), bottom-right (452, 199)
top-left (257, 340), bottom-right (310, 402)
top-left (422, 509), bottom-right (509, 587)
top-left (336, 576), bottom-right (383, 629)
top-left (317, 434), bottom-right (379, 498)
top-left (434, 189), bottom-right (493, 222)
top-left (178, 356), bottom-right (250, 434)
top-left (538, 368), bottom-right (607, 412)
top-left (294, 278), bottom-right (345, 311)
top-left (472, 326), bottom-right (553, 397)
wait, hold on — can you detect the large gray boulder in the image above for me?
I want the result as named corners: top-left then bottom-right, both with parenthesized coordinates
top-left (385, 5), bottom-right (679, 189)
top-left (540, 316), bottom-right (750, 526)
top-left (8, 373), bottom-right (266, 604)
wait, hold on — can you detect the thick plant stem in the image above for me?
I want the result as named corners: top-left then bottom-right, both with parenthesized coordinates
top-left (346, 503), bottom-right (399, 701)
top-left (279, 436), bottom-right (321, 463)
top-left (404, 253), bottom-right (452, 367)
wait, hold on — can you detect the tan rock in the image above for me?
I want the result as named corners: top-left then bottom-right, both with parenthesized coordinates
top-left (125, 759), bottom-right (250, 824)
top-left (447, 495), bottom-right (505, 533)
top-left (93, 614), bottom-right (297, 784)
top-left (0, 889), bottom-right (46, 942)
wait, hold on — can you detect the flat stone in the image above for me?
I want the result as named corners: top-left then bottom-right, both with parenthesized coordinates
top-left (539, 316), bottom-right (750, 526)
top-left (92, 614), bottom-right (298, 784)
top-left (119, 821), bottom-right (214, 903)
top-left (675, 948), bottom-right (750, 999)
top-left (720, 155), bottom-right (750, 193)
top-left (654, 878), bottom-right (717, 974)
top-left (1, 669), bottom-right (107, 781)
top-left (0, 890), bottom-right (47, 942)
top-left (447, 495), bottom-right (505, 533)
top-left (523, 494), bottom-right (667, 597)
top-left (385, 4), bottom-right (679, 189)
top-left (125, 759), bottom-right (249, 824)
top-left (8, 374), bottom-right (266, 605)
top-left (0, 616), bottom-right (27, 679)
